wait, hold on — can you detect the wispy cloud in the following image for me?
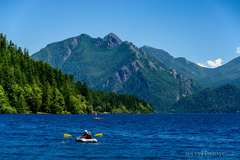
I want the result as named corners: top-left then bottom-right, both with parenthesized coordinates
top-left (197, 58), bottom-right (223, 68)
top-left (237, 47), bottom-right (240, 54)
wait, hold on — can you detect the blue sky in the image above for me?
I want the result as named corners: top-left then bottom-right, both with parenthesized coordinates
top-left (1, 0), bottom-right (240, 68)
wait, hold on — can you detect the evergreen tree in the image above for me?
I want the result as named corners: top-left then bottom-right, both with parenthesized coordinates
top-left (41, 82), bottom-right (52, 113)
top-left (69, 95), bottom-right (82, 114)
top-left (50, 88), bottom-right (65, 114)
top-left (0, 85), bottom-right (17, 113)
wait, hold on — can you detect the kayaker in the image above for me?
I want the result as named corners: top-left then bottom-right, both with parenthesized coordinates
top-left (81, 130), bottom-right (92, 139)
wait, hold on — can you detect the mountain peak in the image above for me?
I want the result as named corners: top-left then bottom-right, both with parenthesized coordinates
top-left (103, 33), bottom-right (122, 48)
top-left (104, 33), bottom-right (122, 42)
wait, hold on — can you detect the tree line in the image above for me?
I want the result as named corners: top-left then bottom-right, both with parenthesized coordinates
top-left (0, 33), bottom-right (152, 114)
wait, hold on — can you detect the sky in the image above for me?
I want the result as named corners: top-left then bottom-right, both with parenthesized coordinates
top-left (1, 0), bottom-right (240, 68)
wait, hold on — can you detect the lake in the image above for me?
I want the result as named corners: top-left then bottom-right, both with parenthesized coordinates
top-left (0, 114), bottom-right (239, 159)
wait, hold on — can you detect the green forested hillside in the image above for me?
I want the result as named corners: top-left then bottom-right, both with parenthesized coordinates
top-left (0, 33), bottom-right (152, 114)
top-left (170, 84), bottom-right (240, 113)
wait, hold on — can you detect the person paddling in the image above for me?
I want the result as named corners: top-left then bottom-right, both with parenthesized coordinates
top-left (81, 130), bottom-right (92, 139)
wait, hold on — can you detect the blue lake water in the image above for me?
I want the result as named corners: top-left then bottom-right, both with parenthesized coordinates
top-left (0, 114), bottom-right (239, 159)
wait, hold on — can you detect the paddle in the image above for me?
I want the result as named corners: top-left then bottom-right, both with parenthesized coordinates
top-left (64, 133), bottom-right (103, 137)
top-left (64, 134), bottom-right (75, 137)
top-left (94, 133), bottom-right (103, 137)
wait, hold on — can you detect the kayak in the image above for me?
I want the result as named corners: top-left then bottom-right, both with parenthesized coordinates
top-left (76, 137), bottom-right (98, 143)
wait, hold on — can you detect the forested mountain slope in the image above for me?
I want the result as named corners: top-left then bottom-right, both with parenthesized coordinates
top-left (0, 33), bottom-right (152, 114)
top-left (142, 46), bottom-right (240, 87)
top-left (170, 84), bottom-right (240, 113)
top-left (31, 33), bottom-right (203, 112)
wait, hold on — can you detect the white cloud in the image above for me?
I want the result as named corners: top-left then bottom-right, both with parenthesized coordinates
top-left (207, 58), bottom-right (223, 68)
top-left (197, 63), bottom-right (208, 68)
top-left (237, 47), bottom-right (240, 54)
top-left (197, 58), bottom-right (223, 68)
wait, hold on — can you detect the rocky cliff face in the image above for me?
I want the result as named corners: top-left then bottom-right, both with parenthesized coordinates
top-left (103, 33), bottom-right (122, 48)
top-left (95, 33), bottom-right (122, 49)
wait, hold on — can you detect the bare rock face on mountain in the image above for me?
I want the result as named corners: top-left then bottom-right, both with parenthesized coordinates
top-left (103, 33), bottom-right (122, 49)
top-left (31, 33), bottom-right (203, 112)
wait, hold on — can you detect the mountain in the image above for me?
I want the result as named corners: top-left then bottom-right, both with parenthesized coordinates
top-left (31, 33), bottom-right (203, 112)
top-left (170, 84), bottom-right (240, 113)
top-left (141, 46), bottom-right (240, 87)
top-left (0, 33), bottom-right (152, 114)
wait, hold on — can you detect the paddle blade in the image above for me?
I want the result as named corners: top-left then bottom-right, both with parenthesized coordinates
top-left (94, 133), bottom-right (103, 137)
top-left (64, 134), bottom-right (73, 137)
